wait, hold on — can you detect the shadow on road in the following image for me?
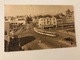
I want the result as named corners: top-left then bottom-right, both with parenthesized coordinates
top-left (20, 36), bottom-right (36, 46)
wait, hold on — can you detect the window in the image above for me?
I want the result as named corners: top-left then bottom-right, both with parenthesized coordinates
top-left (40, 24), bottom-right (41, 26)
top-left (53, 22), bottom-right (55, 24)
top-left (50, 19), bottom-right (51, 21)
top-left (5, 19), bottom-right (8, 21)
top-left (5, 31), bottom-right (7, 35)
top-left (44, 19), bottom-right (45, 21)
top-left (50, 22), bottom-right (51, 24)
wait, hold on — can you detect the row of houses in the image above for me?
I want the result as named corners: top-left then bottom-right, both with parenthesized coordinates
top-left (4, 9), bottom-right (74, 30)
top-left (4, 16), bottom-right (26, 25)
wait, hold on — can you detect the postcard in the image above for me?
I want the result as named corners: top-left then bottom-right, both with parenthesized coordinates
top-left (4, 5), bottom-right (76, 52)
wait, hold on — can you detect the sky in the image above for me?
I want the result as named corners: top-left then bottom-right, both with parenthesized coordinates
top-left (4, 5), bottom-right (73, 16)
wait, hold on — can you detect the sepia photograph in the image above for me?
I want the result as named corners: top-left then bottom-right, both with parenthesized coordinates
top-left (4, 5), bottom-right (76, 52)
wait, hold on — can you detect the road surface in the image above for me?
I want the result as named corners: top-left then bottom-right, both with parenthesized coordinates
top-left (15, 23), bottom-right (76, 50)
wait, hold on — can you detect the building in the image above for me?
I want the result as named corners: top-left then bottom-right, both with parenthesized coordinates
top-left (4, 22), bottom-right (10, 51)
top-left (54, 14), bottom-right (65, 28)
top-left (4, 16), bottom-right (26, 32)
top-left (32, 16), bottom-right (38, 23)
top-left (55, 9), bottom-right (74, 28)
top-left (4, 16), bottom-right (16, 23)
top-left (38, 16), bottom-right (57, 29)
top-left (5, 22), bottom-right (10, 42)
top-left (5, 16), bottom-right (26, 25)
top-left (15, 16), bottom-right (26, 25)
top-left (56, 18), bottom-right (62, 28)
top-left (66, 9), bottom-right (74, 27)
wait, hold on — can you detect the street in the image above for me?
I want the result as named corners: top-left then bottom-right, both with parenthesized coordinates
top-left (14, 22), bottom-right (76, 51)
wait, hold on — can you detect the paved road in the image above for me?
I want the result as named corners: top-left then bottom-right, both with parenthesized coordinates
top-left (15, 23), bottom-right (76, 50)
top-left (21, 40), bottom-right (42, 50)
top-left (21, 39), bottom-right (50, 50)
top-left (31, 23), bottom-right (76, 47)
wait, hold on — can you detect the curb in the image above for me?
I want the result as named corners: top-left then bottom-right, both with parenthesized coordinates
top-left (34, 28), bottom-right (57, 37)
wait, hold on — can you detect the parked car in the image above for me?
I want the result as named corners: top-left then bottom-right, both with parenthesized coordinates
top-left (64, 37), bottom-right (73, 41)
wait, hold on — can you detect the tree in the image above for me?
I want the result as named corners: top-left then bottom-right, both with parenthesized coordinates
top-left (26, 16), bottom-right (32, 24)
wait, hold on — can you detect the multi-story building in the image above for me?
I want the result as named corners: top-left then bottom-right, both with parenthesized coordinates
top-left (55, 9), bottom-right (74, 28)
top-left (38, 16), bottom-right (57, 29)
top-left (66, 9), bottom-right (74, 27)
top-left (5, 22), bottom-right (10, 42)
top-left (4, 22), bottom-right (10, 51)
top-left (54, 14), bottom-right (65, 28)
top-left (5, 16), bottom-right (26, 32)
top-left (56, 18), bottom-right (62, 28)
top-left (5, 16), bottom-right (26, 25)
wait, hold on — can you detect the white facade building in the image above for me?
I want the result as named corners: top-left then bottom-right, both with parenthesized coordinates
top-left (38, 16), bottom-right (57, 29)
top-left (5, 16), bottom-right (26, 25)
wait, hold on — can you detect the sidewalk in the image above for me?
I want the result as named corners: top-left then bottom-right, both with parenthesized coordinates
top-left (34, 28), bottom-right (57, 37)
top-left (59, 40), bottom-right (75, 47)
top-left (21, 39), bottom-right (50, 50)
top-left (58, 30), bottom-right (75, 36)
top-left (38, 43), bottom-right (50, 49)
top-left (21, 40), bottom-right (41, 50)
top-left (15, 27), bottom-right (22, 35)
